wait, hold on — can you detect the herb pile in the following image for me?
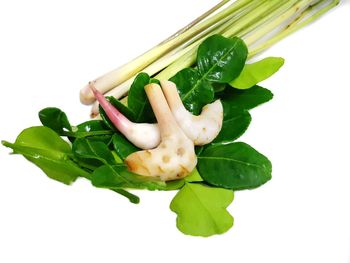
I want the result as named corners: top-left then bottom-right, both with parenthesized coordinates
top-left (2, 35), bottom-right (284, 237)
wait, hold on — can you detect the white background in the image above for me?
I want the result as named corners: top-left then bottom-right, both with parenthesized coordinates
top-left (1, 1), bottom-right (349, 262)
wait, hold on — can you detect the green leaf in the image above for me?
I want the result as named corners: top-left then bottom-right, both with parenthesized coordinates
top-left (91, 164), bottom-right (166, 190)
top-left (73, 120), bottom-right (113, 144)
top-left (184, 168), bottom-right (203, 182)
top-left (170, 183), bottom-right (234, 237)
top-left (212, 105), bottom-right (251, 144)
top-left (162, 180), bottom-right (186, 191)
top-left (76, 120), bottom-right (108, 133)
top-left (198, 142), bottom-right (272, 190)
top-left (127, 72), bottom-right (156, 123)
top-left (161, 168), bottom-right (203, 191)
top-left (112, 133), bottom-right (139, 161)
top-left (230, 57), bottom-right (284, 89)
top-left (217, 85), bottom-right (273, 111)
top-left (2, 126), bottom-right (87, 184)
top-left (72, 138), bottom-right (116, 167)
top-left (39, 107), bottom-right (72, 134)
top-left (197, 35), bottom-right (248, 83)
top-left (170, 67), bottom-right (214, 115)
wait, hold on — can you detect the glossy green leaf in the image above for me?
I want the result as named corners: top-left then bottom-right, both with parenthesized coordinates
top-left (2, 126), bottom-right (87, 184)
top-left (170, 67), bottom-right (214, 115)
top-left (212, 106), bottom-right (251, 144)
top-left (217, 85), bottom-right (273, 111)
top-left (112, 133), bottom-right (139, 161)
top-left (230, 57), bottom-right (284, 89)
top-left (39, 107), bottom-right (71, 134)
top-left (170, 183), bottom-right (234, 237)
top-left (185, 168), bottom-right (203, 182)
top-left (197, 35), bottom-right (248, 83)
top-left (72, 138), bottom-right (116, 167)
top-left (127, 72), bottom-right (156, 123)
top-left (91, 164), bottom-right (166, 190)
top-left (76, 120), bottom-right (108, 133)
top-left (73, 120), bottom-right (113, 144)
top-left (198, 142), bottom-right (272, 190)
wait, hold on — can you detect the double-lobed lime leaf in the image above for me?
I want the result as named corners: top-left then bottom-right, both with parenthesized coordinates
top-left (170, 183), bottom-right (234, 237)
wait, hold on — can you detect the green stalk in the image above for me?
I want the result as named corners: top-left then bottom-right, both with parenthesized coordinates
top-left (237, 0), bottom-right (300, 38)
top-left (156, 0), bottom-right (290, 80)
top-left (96, 0), bottom-right (265, 101)
top-left (81, 0), bottom-right (252, 104)
top-left (87, 0), bottom-right (339, 115)
top-left (249, 0), bottom-right (339, 57)
top-left (244, 0), bottom-right (313, 46)
top-left (158, 0), bottom-right (231, 45)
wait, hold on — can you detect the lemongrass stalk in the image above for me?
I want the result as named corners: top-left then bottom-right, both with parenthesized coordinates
top-left (223, 0), bottom-right (288, 38)
top-left (281, 0), bottom-right (329, 30)
top-left (90, 0), bottom-right (267, 114)
top-left (158, 0), bottom-right (231, 45)
top-left (91, 0), bottom-right (306, 114)
top-left (80, 0), bottom-right (252, 105)
top-left (249, 0), bottom-right (339, 57)
top-left (90, 0), bottom-right (338, 115)
top-left (238, 0), bottom-right (300, 38)
top-left (124, 0), bottom-right (331, 86)
top-left (80, 0), bottom-right (230, 105)
top-left (243, 0), bottom-right (313, 46)
top-left (157, 0), bottom-right (289, 80)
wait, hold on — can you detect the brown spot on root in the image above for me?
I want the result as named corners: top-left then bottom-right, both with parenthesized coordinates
top-left (180, 165), bottom-right (190, 174)
top-left (174, 165), bottom-right (191, 178)
top-left (202, 127), bottom-right (206, 132)
top-left (162, 155), bottom-right (170, 163)
top-left (125, 154), bottom-right (151, 176)
top-left (157, 165), bottom-right (165, 174)
top-left (176, 147), bottom-right (185, 156)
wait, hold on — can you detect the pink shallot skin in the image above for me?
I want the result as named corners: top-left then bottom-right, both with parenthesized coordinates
top-left (89, 85), bottom-right (160, 150)
top-left (90, 85), bottom-right (131, 134)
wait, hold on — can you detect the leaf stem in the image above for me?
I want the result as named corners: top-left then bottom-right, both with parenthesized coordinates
top-left (62, 130), bottom-right (113, 138)
top-left (112, 189), bottom-right (140, 204)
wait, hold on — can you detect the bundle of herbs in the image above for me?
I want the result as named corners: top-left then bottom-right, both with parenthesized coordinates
top-left (2, 0), bottom-right (339, 237)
